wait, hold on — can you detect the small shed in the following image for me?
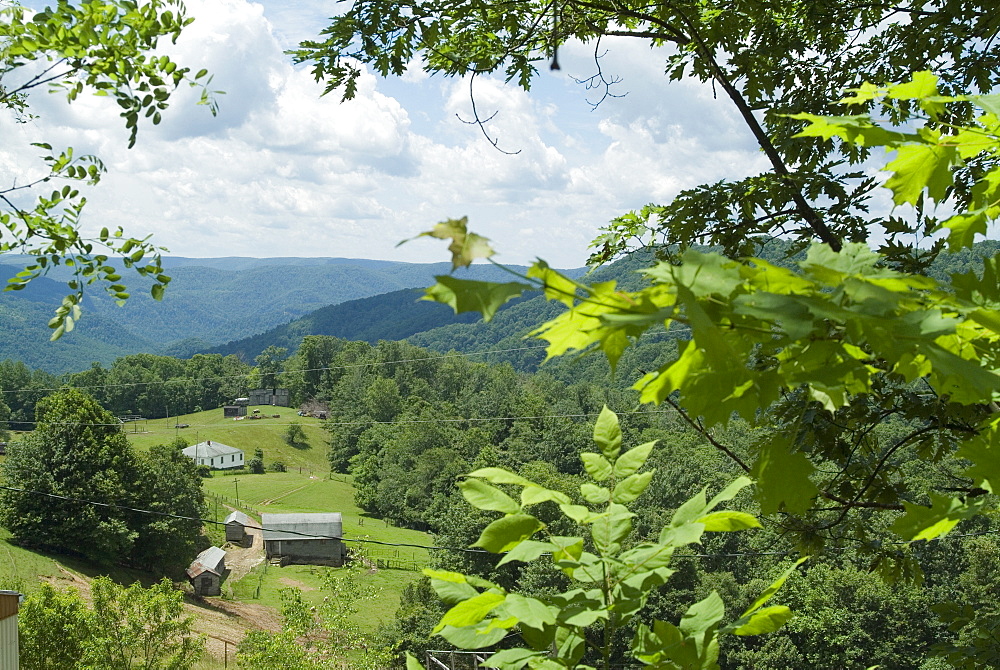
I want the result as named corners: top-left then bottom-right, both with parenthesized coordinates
top-left (262, 513), bottom-right (346, 567)
top-left (182, 441), bottom-right (244, 470)
top-left (0, 591), bottom-right (21, 669)
top-left (186, 546), bottom-right (227, 596)
top-left (223, 405), bottom-right (248, 418)
top-left (224, 510), bottom-right (253, 544)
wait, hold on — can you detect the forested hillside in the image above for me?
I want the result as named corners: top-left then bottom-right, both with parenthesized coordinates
top-left (0, 258), bottom-right (581, 373)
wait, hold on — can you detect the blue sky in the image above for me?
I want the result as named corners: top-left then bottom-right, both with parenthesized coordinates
top-left (1, 0), bottom-right (767, 267)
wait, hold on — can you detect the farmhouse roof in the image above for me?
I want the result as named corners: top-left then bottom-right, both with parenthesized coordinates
top-left (224, 511), bottom-right (252, 527)
top-left (182, 441), bottom-right (242, 459)
top-left (186, 546), bottom-right (226, 579)
top-left (261, 513), bottom-right (342, 541)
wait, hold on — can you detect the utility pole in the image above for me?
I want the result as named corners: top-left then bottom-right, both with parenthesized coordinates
top-left (233, 478), bottom-right (240, 507)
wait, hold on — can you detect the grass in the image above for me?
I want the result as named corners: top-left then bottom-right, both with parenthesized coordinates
top-left (123, 407), bottom-right (331, 473)
top-left (202, 469), bottom-right (431, 635)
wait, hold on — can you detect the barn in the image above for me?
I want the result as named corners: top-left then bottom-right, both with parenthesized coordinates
top-left (224, 510), bottom-right (253, 544)
top-left (261, 513), bottom-right (346, 566)
top-left (186, 546), bottom-right (227, 596)
top-left (182, 441), bottom-right (244, 469)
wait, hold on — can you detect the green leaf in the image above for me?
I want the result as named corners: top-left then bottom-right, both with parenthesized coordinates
top-left (613, 441), bottom-right (656, 479)
top-left (581, 453), bottom-right (613, 482)
top-left (433, 592), bottom-right (505, 633)
top-left (473, 514), bottom-right (544, 553)
top-left (520, 485), bottom-right (571, 506)
top-left (483, 649), bottom-right (542, 669)
top-left (502, 594), bottom-right (556, 628)
top-left (732, 606), bottom-right (794, 635)
top-left (679, 591), bottom-right (725, 637)
top-left (437, 623), bottom-right (509, 649)
top-left (739, 557), bottom-right (808, 618)
top-left (423, 570), bottom-right (480, 604)
top-left (612, 471), bottom-right (654, 504)
top-left (580, 483), bottom-right (610, 504)
top-left (423, 276), bottom-right (532, 322)
top-left (459, 478), bottom-right (521, 514)
top-left (891, 493), bottom-right (986, 542)
top-left (406, 217), bottom-right (496, 268)
top-left (883, 141), bottom-right (958, 206)
top-left (405, 652), bottom-right (426, 670)
top-left (752, 437), bottom-right (818, 515)
top-left (592, 406), bottom-right (622, 459)
top-left (697, 511), bottom-right (761, 532)
top-left (467, 468), bottom-right (535, 487)
top-left (496, 540), bottom-right (553, 567)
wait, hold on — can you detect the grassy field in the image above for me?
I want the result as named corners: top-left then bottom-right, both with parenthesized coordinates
top-left (203, 469), bottom-right (431, 634)
top-left (3, 407), bottom-right (433, 667)
top-left (122, 407), bottom-right (331, 473)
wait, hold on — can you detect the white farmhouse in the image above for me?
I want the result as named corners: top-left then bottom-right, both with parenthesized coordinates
top-left (182, 440), bottom-right (244, 469)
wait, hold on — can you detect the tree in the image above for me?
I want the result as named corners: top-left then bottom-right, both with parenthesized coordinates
top-left (0, 388), bottom-right (138, 565)
top-left (284, 422), bottom-right (308, 449)
top-left (405, 407), bottom-right (801, 669)
top-left (248, 447), bottom-right (265, 474)
top-left (295, 0), bottom-right (998, 272)
top-left (254, 345), bottom-right (288, 389)
top-left (128, 442), bottom-right (208, 574)
top-left (18, 578), bottom-right (203, 670)
top-left (1, 0), bottom-right (216, 336)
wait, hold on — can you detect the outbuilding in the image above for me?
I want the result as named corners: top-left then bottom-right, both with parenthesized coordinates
top-left (0, 591), bottom-right (21, 668)
top-left (186, 546), bottom-right (227, 596)
top-left (224, 510), bottom-right (253, 544)
top-left (261, 513), bottom-right (346, 566)
top-left (182, 441), bottom-right (244, 469)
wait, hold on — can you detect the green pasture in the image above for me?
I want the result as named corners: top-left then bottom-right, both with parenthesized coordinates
top-left (202, 471), bottom-right (431, 566)
top-left (122, 407), bottom-right (331, 473)
top-left (204, 470), bottom-right (431, 635)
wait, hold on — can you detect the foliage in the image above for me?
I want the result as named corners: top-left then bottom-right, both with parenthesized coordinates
top-left (406, 407), bottom-right (800, 669)
top-left (0, 0), bottom-right (218, 335)
top-left (19, 577), bottom-right (203, 670)
top-left (295, 0), bottom-right (998, 275)
top-left (0, 389), bottom-right (205, 572)
top-left (248, 447), bottom-right (265, 474)
top-left (284, 422), bottom-right (308, 449)
top-left (238, 568), bottom-right (394, 670)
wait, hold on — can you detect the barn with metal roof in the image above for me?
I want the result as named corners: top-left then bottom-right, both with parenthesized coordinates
top-left (261, 513), bottom-right (346, 566)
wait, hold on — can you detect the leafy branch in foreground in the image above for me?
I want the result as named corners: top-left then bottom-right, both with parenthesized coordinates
top-left (0, 0), bottom-right (219, 337)
top-left (406, 406), bottom-right (803, 670)
top-left (416, 73), bottom-right (1000, 549)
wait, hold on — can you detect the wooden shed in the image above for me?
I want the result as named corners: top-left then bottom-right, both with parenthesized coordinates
top-left (224, 510), bottom-right (253, 544)
top-left (186, 546), bottom-right (227, 596)
top-left (261, 513), bottom-right (346, 567)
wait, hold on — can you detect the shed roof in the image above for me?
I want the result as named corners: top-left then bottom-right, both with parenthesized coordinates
top-left (186, 546), bottom-right (227, 579)
top-left (224, 511), bottom-right (252, 527)
top-left (182, 441), bottom-right (242, 459)
top-left (261, 513), bottom-right (342, 541)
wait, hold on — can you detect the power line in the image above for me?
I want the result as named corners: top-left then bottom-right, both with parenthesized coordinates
top-left (3, 406), bottom-right (678, 430)
top-left (0, 344), bottom-right (554, 396)
top-left (0, 483), bottom-right (991, 564)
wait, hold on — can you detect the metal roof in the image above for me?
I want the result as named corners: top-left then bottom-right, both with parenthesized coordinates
top-left (261, 513), bottom-right (342, 541)
top-left (224, 511), bottom-right (253, 527)
top-left (182, 441), bottom-right (243, 459)
top-left (186, 546), bottom-right (226, 578)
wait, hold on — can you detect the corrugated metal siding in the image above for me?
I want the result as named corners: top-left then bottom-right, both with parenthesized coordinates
top-left (0, 615), bottom-right (18, 669)
top-left (261, 513), bottom-right (342, 541)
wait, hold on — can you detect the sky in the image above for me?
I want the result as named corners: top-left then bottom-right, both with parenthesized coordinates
top-left (0, 0), bottom-right (768, 268)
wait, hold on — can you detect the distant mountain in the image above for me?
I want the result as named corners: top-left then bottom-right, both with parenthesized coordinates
top-left (0, 256), bottom-right (584, 373)
top-left (202, 288), bottom-right (537, 360)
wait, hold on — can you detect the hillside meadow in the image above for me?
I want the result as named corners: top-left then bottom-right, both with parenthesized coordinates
top-left (0, 406), bottom-right (433, 668)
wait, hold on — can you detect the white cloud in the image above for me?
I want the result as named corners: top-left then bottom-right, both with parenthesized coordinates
top-left (1, 0), bottom-right (769, 268)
